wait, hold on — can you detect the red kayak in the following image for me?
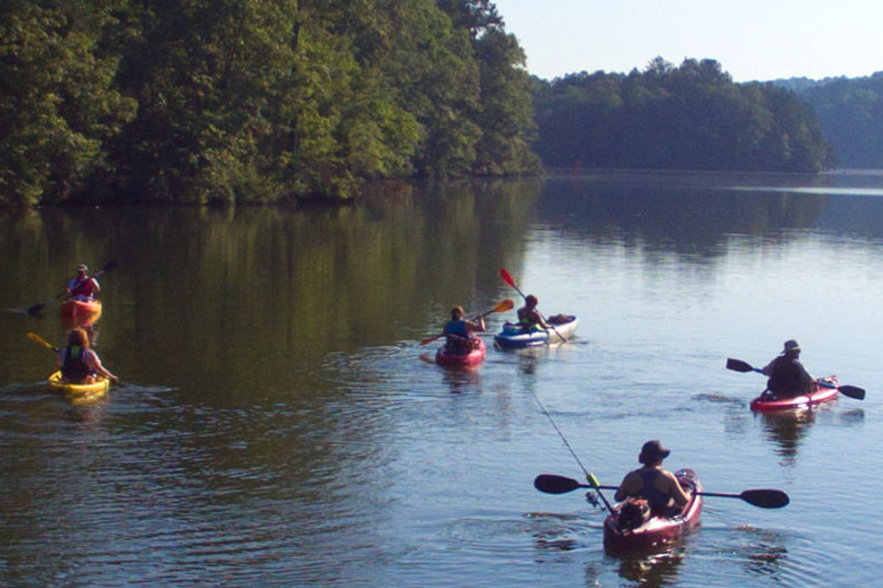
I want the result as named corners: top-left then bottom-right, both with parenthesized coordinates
top-left (435, 338), bottom-right (487, 368)
top-left (749, 376), bottom-right (839, 412)
top-left (60, 298), bottom-right (102, 328)
top-left (603, 468), bottom-right (703, 554)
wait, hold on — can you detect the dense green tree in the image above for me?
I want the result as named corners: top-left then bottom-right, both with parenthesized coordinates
top-left (0, 0), bottom-right (136, 206)
top-left (1, 0), bottom-right (539, 206)
top-left (532, 58), bottom-right (835, 173)
top-left (798, 73), bottom-right (883, 169)
top-left (383, 0), bottom-right (481, 177)
top-left (472, 28), bottom-right (541, 175)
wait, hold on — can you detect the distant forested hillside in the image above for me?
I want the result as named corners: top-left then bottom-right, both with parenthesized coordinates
top-left (780, 72), bottom-right (883, 169)
top-left (531, 58), bottom-right (836, 173)
top-left (0, 0), bottom-right (540, 207)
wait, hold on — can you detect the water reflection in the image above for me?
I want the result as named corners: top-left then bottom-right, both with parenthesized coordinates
top-left (614, 549), bottom-right (686, 587)
top-left (439, 366), bottom-right (483, 394)
top-left (836, 408), bottom-right (866, 425)
top-left (3, 171), bottom-right (883, 586)
top-left (759, 405), bottom-right (866, 467)
top-left (538, 169), bottom-right (883, 255)
top-left (759, 410), bottom-right (817, 466)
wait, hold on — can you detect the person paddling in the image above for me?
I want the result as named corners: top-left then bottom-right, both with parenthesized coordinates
top-left (517, 294), bottom-right (552, 332)
top-left (56, 328), bottom-right (119, 384)
top-left (66, 264), bottom-right (101, 301)
top-left (614, 440), bottom-right (691, 517)
top-left (761, 339), bottom-right (816, 399)
top-left (443, 306), bottom-right (485, 354)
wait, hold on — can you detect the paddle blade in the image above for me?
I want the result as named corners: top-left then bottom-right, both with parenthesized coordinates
top-left (739, 489), bottom-right (790, 509)
top-left (419, 333), bottom-right (443, 346)
top-left (817, 379), bottom-right (866, 400)
top-left (26, 303), bottom-right (47, 317)
top-left (494, 298), bottom-right (515, 313)
top-left (726, 358), bottom-right (757, 373)
top-left (27, 332), bottom-right (56, 351)
top-left (475, 298), bottom-right (515, 319)
top-left (499, 268), bottom-right (516, 288)
top-left (98, 259), bottom-right (119, 274)
top-left (838, 385), bottom-right (866, 400)
top-left (534, 474), bottom-right (586, 494)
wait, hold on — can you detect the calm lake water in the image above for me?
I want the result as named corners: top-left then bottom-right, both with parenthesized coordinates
top-left (1, 169), bottom-right (882, 587)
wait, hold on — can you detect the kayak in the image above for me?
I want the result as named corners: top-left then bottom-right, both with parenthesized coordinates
top-left (749, 376), bottom-right (839, 412)
top-left (60, 298), bottom-right (102, 328)
top-left (435, 338), bottom-right (487, 368)
top-left (603, 468), bottom-right (703, 555)
top-left (48, 370), bottom-right (110, 399)
top-left (493, 314), bottom-right (578, 349)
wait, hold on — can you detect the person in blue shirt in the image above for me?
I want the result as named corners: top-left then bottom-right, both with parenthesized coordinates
top-left (443, 306), bottom-right (485, 354)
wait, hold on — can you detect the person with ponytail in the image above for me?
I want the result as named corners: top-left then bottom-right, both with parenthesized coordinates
top-left (56, 328), bottom-right (119, 384)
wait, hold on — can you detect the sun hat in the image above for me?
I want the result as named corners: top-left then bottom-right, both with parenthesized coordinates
top-left (639, 440), bottom-right (671, 464)
top-left (783, 339), bottom-right (801, 353)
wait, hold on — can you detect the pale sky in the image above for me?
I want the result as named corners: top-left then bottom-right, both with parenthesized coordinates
top-left (493, 0), bottom-right (883, 82)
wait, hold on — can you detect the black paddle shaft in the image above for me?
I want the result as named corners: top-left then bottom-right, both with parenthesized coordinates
top-left (533, 474), bottom-right (789, 509)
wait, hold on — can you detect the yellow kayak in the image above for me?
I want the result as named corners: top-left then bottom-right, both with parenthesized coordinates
top-left (48, 371), bottom-right (110, 398)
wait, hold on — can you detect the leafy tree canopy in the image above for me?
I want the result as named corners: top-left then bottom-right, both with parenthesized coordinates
top-left (0, 0), bottom-right (540, 207)
top-left (532, 58), bottom-right (836, 173)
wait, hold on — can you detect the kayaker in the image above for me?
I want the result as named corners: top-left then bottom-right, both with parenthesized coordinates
top-left (614, 440), bottom-right (691, 516)
top-left (761, 339), bottom-right (817, 398)
top-left (66, 264), bottom-right (101, 301)
top-left (443, 306), bottom-right (485, 354)
top-left (56, 328), bottom-right (119, 384)
top-left (517, 294), bottom-right (552, 332)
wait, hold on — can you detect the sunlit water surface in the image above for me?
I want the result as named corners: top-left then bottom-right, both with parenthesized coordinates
top-left (1, 170), bottom-right (882, 586)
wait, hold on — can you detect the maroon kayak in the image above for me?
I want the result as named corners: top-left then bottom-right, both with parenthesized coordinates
top-left (749, 376), bottom-right (839, 412)
top-left (435, 338), bottom-right (487, 368)
top-left (603, 468), bottom-right (703, 554)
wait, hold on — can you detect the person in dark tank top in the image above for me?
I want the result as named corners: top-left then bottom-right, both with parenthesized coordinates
top-left (614, 440), bottom-right (691, 516)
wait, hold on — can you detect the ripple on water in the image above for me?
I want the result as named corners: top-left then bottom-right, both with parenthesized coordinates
top-left (683, 524), bottom-right (841, 588)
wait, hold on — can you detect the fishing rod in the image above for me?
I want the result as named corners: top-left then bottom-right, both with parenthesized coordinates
top-left (528, 392), bottom-right (615, 514)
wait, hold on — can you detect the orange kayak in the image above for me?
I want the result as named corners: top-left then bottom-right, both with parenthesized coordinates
top-left (60, 299), bottom-right (102, 328)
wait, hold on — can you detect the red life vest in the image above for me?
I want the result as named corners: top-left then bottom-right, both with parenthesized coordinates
top-left (70, 277), bottom-right (97, 299)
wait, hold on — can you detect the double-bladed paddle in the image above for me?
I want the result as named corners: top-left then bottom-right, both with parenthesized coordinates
top-left (499, 268), bottom-right (567, 343)
top-left (419, 299), bottom-right (515, 346)
top-left (726, 358), bottom-right (865, 400)
top-left (534, 473), bottom-right (790, 509)
top-left (27, 331), bottom-right (59, 352)
top-left (27, 331), bottom-right (121, 385)
top-left (26, 259), bottom-right (118, 317)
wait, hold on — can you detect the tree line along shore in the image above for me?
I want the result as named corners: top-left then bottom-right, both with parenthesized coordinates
top-left (1, 2), bottom-right (877, 208)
